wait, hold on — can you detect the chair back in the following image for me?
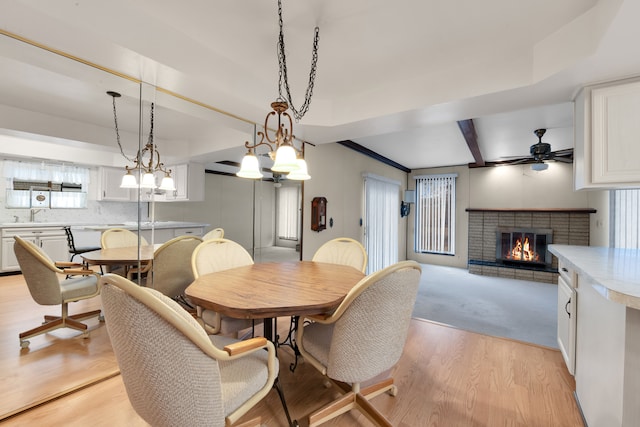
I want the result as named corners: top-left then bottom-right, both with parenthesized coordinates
top-left (63, 226), bottom-right (76, 252)
top-left (326, 260), bottom-right (421, 383)
top-left (100, 273), bottom-right (227, 426)
top-left (149, 235), bottom-right (203, 298)
top-left (13, 236), bottom-right (63, 305)
top-left (101, 228), bottom-right (148, 248)
top-left (191, 238), bottom-right (253, 278)
top-left (312, 237), bottom-right (368, 273)
top-left (202, 228), bottom-right (224, 240)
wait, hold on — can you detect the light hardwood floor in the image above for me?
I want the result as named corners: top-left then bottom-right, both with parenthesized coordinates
top-left (0, 272), bottom-right (584, 426)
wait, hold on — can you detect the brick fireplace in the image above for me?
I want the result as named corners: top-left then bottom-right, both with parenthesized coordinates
top-left (467, 208), bottom-right (596, 284)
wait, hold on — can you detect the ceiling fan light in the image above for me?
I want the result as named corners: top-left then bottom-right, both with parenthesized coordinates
top-left (237, 153), bottom-right (264, 179)
top-left (531, 162), bottom-right (548, 171)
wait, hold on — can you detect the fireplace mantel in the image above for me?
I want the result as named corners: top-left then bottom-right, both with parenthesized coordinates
top-left (466, 208), bottom-right (597, 213)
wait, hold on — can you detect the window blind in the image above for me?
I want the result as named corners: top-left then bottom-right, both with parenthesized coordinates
top-left (414, 173), bottom-right (457, 255)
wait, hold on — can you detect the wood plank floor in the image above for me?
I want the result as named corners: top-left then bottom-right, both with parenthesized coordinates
top-left (0, 273), bottom-right (584, 426)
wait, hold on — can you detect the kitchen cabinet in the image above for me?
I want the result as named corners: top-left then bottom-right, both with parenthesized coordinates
top-left (574, 77), bottom-right (640, 189)
top-left (549, 245), bottom-right (640, 427)
top-left (556, 260), bottom-right (576, 375)
top-left (1, 227), bottom-right (68, 272)
top-left (97, 167), bottom-right (131, 201)
top-left (162, 163), bottom-right (204, 202)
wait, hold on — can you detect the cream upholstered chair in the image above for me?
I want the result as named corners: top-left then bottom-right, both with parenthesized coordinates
top-left (14, 236), bottom-right (103, 349)
top-left (202, 227), bottom-right (224, 240)
top-left (296, 260), bottom-right (421, 426)
top-left (100, 227), bottom-right (148, 248)
top-left (100, 273), bottom-right (278, 427)
top-left (101, 227), bottom-right (150, 279)
top-left (191, 238), bottom-right (257, 335)
top-left (312, 237), bottom-right (367, 273)
top-left (147, 235), bottom-right (202, 308)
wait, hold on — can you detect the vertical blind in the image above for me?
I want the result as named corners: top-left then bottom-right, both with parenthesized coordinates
top-left (364, 174), bottom-right (399, 274)
top-left (612, 189), bottom-right (640, 248)
top-left (277, 186), bottom-right (299, 240)
top-left (415, 173), bottom-right (457, 255)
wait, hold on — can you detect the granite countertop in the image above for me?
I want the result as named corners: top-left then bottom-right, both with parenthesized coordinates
top-left (549, 244), bottom-right (640, 309)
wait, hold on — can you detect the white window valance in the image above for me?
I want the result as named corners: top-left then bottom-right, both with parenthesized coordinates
top-left (3, 160), bottom-right (90, 185)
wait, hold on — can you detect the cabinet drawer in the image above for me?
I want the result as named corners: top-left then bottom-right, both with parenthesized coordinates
top-left (558, 259), bottom-right (575, 286)
top-left (2, 227), bottom-right (65, 238)
top-left (173, 227), bottom-right (203, 237)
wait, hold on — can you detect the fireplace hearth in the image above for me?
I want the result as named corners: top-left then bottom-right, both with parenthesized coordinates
top-left (496, 227), bottom-right (552, 267)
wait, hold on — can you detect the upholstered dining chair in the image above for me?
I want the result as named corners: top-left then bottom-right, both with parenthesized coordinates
top-left (296, 260), bottom-right (421, 426)
top-left (100, 273), bottom-right (278, 427)
top-left (14, 235), bottom-right (103, 349)
top-left (191, 238), bottom-right (258, 336)
top-left (202, 227), bottom-right (224, 240)
top-left (101, 227), bottom-right (150, 279)
top-left (147, 235), bottom-right (202, 309)
top-left (312, 237), bottom-right (368, 273)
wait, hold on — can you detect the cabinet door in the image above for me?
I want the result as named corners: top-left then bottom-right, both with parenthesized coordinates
top-left (99, 167), bottom-right (131, 201)
top-left (2, 237), bottom-right (37, 271)
top-left (39, 235), bottom-right (69, 263)
top-left (164, 164), bottom-right (188, 200)
top-left (557, 275), bottom-right (576, 375)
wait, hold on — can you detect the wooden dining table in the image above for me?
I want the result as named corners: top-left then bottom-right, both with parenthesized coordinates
top-left (81, 245), bottom-right (159, 277)
top-left (185, 261), bottom-right (365, 341)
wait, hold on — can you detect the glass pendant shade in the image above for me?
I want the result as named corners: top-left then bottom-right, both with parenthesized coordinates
top-left (237, 153), bottom-right (263, 179)
top-left (159, 174), bottom-right (175, 191)
top-left (287, 158), bottom-right (311, 180)
top-left (141, 172), bottom-right (157, 188)
top-left (271, 144), bottom-right (298, 172)
top-left (120, 171), bottom-right (138, 188)
top-left (531, 162), bottom-right (548, 171)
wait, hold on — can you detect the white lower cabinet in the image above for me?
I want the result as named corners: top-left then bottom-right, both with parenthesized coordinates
top-left (1, 227), bottom-right (68, 272)
top-left (557, 274), bottom-right (576, 375)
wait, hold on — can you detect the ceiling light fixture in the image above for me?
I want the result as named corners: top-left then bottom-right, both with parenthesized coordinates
top-left (237, 0), bottom-right (319, 181)
top-left (107, 91), bottom-right (175, 191)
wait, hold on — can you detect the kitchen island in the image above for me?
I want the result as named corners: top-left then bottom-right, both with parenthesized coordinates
top-left (549, 244), bottom-right (640, 427)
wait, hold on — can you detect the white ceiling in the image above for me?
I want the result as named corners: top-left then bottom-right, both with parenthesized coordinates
top-left (1, 0), bottom-right (639, 173)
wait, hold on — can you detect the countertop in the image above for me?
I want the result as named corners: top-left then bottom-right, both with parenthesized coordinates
top-left (549, 244), bottom-right (640, 309)
top-left (0, 221), bottom-right (209, 230)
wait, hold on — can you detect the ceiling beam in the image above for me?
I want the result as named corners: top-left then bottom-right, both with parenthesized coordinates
top-left (457, 119), bottom-right (485, 167)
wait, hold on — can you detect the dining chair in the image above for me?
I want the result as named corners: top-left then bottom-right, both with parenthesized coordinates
top-left (312, 237), bottom-right (368, 273)
top-left (202, 227), bottom-right (224, 240)
top-left (296, 260), bottom-right (421, 426)
top-left (191, 238), bottom-right (258, 336)
top-left (100, 273), bottom-right (278, 427)
top-left (147, 235), bottom-right (202, 310)
top-left (101, 227), bottom-right (150, 279)
top-left (63, 226), bottom-right (100, 262)
top-left (13, 235), bottom-right (103, 348)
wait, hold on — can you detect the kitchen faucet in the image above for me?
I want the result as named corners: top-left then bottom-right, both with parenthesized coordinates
top-left (30, 209), bottom-right (41, 222)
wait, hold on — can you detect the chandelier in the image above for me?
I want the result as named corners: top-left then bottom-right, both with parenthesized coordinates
top-left (236, 0), bottom-right (319, 181)
top-left (107, 91), bottom-right (175, 191)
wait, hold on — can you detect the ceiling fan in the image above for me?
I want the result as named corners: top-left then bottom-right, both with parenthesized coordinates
top-left (499, 128), bottom-right (573, 170)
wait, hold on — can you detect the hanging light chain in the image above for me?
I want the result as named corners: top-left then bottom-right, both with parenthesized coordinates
top-left (110, 93), bottom-right (135, 163)
top-left (277, 0), bottom-right (319, 122)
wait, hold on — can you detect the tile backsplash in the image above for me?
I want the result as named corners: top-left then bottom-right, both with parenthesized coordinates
top-left (0, 200), bottom-right (142, 225)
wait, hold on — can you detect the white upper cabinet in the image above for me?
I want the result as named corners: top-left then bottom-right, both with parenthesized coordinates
top-left (575, 77), bottom-right (640, 189)
top-left (161, 163), bottom-right (205, 202)
top-left (97, 167), bottom-right (131, 201)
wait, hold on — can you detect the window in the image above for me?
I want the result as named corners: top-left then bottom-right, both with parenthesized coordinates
top-left (414, 173), bottom-right (457, 255)
top-left (611, 189), bottom-right (640, 249)
top-left (364, 173), bottom-right (399, 273)
top-left (277, 185), bottom-right (299, 240)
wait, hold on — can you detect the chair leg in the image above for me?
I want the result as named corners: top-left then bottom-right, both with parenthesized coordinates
top-left (19, 305), bottom-right (103, 348)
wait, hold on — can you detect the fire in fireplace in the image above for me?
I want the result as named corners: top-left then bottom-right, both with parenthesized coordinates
top-left (496, 227), bottom-right (553, 267)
